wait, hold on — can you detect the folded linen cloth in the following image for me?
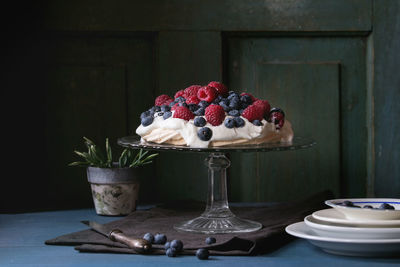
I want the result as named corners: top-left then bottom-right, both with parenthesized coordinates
top-left (45, 190), bottom-right (333, 255)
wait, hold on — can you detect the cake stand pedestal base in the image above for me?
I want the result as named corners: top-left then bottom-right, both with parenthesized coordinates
top-left (173, 153), bottom-right (262, 234)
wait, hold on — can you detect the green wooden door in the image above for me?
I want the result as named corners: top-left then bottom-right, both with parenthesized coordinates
top-left (4, 0), bottom-right (399, 212)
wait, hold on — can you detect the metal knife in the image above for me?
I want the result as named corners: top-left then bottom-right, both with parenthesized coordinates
top-left (81, 220), bottom-right (152, 254)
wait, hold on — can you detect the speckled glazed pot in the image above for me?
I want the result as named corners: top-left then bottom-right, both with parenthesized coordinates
top-left (87, 165), bottom-right (140, 216)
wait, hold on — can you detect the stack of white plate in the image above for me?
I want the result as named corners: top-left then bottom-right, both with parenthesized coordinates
top-left (285, 198), bottom-right (400, 257)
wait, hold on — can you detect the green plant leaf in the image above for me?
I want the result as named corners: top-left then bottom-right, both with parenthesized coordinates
top-left (68, 161), bottom-right (89, 167)
top-left (106, 138), bottom-right (112, 167)
top-left (119, 149), bottom-right (129, 168)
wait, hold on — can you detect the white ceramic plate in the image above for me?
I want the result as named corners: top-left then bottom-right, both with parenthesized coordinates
top-left (325, 198), bottom-right (400, 220)
top-left (313, 209), bottom-right (400, 227)
top-left (304, 215), bottom-right (400, 239)
top-left (285, 222), bottom-right (400, 257)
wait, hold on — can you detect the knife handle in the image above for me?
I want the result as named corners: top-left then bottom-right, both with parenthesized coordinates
top-left (109, 229), bottom-right (152, 253)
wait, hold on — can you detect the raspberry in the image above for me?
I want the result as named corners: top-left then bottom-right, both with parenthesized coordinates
top-left (241, 104), bottom-right (264, 122)
top-left (197, 86), bottom-right (218, 103)
top-left (184, 85), bottom-right (202, 97)
top-left (186, 95), bottom-right (200, 104)
top-left (253, 99), bottom-right (271, 115)
top-left (174, 90), bottom-right (186, 99)
top-left (268, 108), bottom-right (285, 129)
top-left (155, 94), bottom-right (173, 106)
top-left (173, 106), bottom-right (194, 121)
top-left (208, 81), bottom-right (228, 97)
top-left (240, 92), bottom-right (257, 102)
top-left (205, 104), bottom-right (225, 126)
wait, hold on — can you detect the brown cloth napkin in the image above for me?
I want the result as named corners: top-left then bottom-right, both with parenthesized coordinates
top-left (45, 190), bottom-right (333, 255)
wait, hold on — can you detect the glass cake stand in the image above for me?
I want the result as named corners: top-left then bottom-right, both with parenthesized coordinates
top-left (118, 136), bottom-right (315, 234)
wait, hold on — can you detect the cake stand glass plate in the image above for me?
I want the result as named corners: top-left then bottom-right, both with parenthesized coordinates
top-left (118, 136), bottom-right (315, 234)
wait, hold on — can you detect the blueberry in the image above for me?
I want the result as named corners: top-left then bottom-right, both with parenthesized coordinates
top-left (175, 96), bottom-right (186, 103)
top-left (163, 111), bottom-right (172, 120)
top-left (143, 233), bottom-right (154, 243)
top-left (196, 248), bottom-right (209, 260)
top-left (379, 203), bottom-right (395, 210)
top-left (234, 117), bottom-right (245, 128)
top-left (140, 110), bottom-right (153, 119)
top-left (164, 241), bottom-right (171, 250)
top-left (228, 90), bottom-right (236, 95)
top-left (239, 109), bottom-right (244, 115)
top-left (252, 120), bottom-right (263, 126)
top-left (224, 118), bottom-right (235, 128)
top-left (161, 105), bottom-right (171, 112)
top-left (194, 117), bottom-right (206, 127)
top-left (150, 106), bottom-right (161, 112)
top-left (219, 101), bottom-right (230, 111)
top-left (228, 110), bottom-right (240, 117)
top-left (205, 237), bottom-right (216, 245)
top-left (240, 102), bottom-right (249, 110)
top-left (166, 248), bottom-right (177, 257)
top-left (198, 100), bottom-right (210, 108)
top-left (188, 104), bottom-right (198, 112)
top-left (341, 200), bottom-right (354, 207)
top-left (154, 233), bottom-right (167, 244)
top-left (228, 92), bottom-right (239, 100)
top-left (169, 101), bottom-right (177, 107)
top-left (194, 107), bottom-right (205, 116)
top-left (213, 95), bottom-right (223, 104)
top-left (363, 205), bottom-right (373, 209)
top-left (178, 102), bottom-right (188, 108)
top-left (157, 112), bottom-right (164, 117)
top-left (170, 239), bottom-right (183, 252)
top-left (141, 116), bottom-right (154, 126)
top-left (229, 99), bottom-right (240, 110)
top-left (240, 94), bottom-right (253, 104)
top-left (197, 127), bottom-right (213, 141)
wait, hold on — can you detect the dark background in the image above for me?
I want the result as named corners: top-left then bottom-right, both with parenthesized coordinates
top-left (1, 1), bottom-right (399, 213)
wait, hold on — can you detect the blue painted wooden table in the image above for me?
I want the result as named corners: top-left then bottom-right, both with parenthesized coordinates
top-left (1, 208), bottom-right (399, 266)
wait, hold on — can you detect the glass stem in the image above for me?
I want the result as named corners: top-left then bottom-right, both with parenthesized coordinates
top-left (202, 153), bottom-right (234, 218)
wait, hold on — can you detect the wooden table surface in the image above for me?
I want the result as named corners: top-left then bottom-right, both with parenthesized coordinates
top-left (1, 208), bottom-right (399, 266)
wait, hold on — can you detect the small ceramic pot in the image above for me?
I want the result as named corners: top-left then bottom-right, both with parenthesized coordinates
top-left (87, 164), bottom-right (140, 216)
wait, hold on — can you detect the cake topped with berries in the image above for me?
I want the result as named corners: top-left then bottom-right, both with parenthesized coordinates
top-left (136, 82), bottom-right (293, 148)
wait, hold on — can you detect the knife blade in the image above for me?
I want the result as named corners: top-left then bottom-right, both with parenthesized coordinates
top-left (81, 220), bottom-right (152, 254)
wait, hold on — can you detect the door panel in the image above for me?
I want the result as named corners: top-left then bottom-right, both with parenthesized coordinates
top-left (227, 36), bottom-right (366, 201)
top-left (44, 35), bottom-right (156, 209)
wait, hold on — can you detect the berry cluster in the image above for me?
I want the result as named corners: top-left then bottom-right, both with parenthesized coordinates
top-left (339, 200), bottom-right (396, 210)
top-left (143, 232), bottom-right (214, 260)
top-left (140, 81), bottom-right (286, 140)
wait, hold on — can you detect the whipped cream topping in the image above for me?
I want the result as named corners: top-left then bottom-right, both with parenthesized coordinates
top-left (136, 112), bottom-right (293, 148)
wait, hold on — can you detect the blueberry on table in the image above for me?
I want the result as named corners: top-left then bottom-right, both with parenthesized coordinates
top-left (194, 117), bottom-right (206, 127)
top-left (164, 241), bottom-right (171, 250)
top-left (141, 116), bottom-right (154, 126)
top-left (205, 237), bottom-right (216, 245)
top-left (197, 127), bottom-right (212, 141)
top-left (166, 248), bottom-right (177, 257)
top-left (143, 233), bottom-right (154, 243)
top-left (154, 233), bottom-right (167, 244)
top-left (196, 248), bottom-right (209, 260)
top-left (379, 203), bottom-right (395, 210)
top-left (363, 205), bottom-right (373, 209)
top-left (170, 239), bottom-right (183, 252)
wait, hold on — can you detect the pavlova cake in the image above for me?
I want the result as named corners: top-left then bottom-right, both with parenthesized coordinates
top-left (136, 81), bottom-right (293, 148)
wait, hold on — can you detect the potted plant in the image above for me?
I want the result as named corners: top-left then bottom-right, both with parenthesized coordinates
top-left (69, 137), bottom-right (158, 216)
